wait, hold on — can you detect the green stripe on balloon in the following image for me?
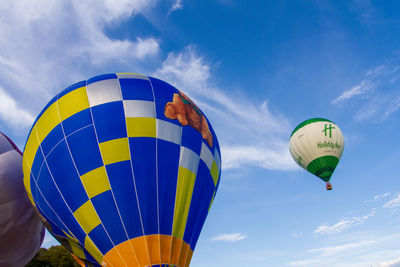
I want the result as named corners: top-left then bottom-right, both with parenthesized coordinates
top-left (290, 118), bottom-right (333, 138)
top-left (306, 155), bottom-right (339, 182)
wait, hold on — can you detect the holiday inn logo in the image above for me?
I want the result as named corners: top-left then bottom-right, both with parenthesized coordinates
top-left (317, 140), bottom-right (341, 150)
top-left (322, 123), bottom-right (335, 138)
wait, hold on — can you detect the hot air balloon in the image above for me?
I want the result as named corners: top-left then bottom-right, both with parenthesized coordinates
top-left (0, 131), bottom-right (45, 266)
top-left (289, 118), bottom-right (344, 190)
top-left (23, 73), bottom-right (221, 266)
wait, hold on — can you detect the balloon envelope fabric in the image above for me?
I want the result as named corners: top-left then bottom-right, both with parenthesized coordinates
top-left (289, 118), bottom-right (344, 182)
top-left (23, 73), bottom-right (221, 267)
top-left (0, 131), bottom-right (45, 266)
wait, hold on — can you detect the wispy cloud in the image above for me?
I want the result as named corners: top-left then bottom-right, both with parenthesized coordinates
top-left (0, 87), bottom-right (34, 129)
top-left (364, 192), bottom-right (391, 203)
top-left (170, 0), bottom-right (183, 12)
top-left (307, 240), bottom-right (375, 257)
top-left (332, 64), bottom-right (383, 105)
top-left (332, 81), bottom-right (371, 104)
top-left (332, 58), bottom-right (400, 122)
top-left (349, 0), bottom-right (382, 27)
top-left (383, 193), bottom-right (400, 209)
top-left (314, 211), bottom-right (376, 235)
top-left (382, 97), bottom-right (400, 120)
top-left (291, 232), bottom-right (304, 238)
top-left (210, 233), bottom-right (248, 242)
top-left (374, 193), bottom-right (391, 200)
top-left (0, 0), bottom-right (159, 133)
top-left (222, 145), bottom-right (294, 170)
top-left (0, 1), bottom-right (296, 172)
top-left (289, 233), bottom-right (400, 267)
top-left (154, 46), bottom-right (296, 171)
top-left (289, 258), bottom-right (332, 267)
top-left (379, 256), bottom-right (400, 267)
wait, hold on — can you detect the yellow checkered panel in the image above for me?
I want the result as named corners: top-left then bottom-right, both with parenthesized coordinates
top-left (80, 166), bottom-right (110, 198)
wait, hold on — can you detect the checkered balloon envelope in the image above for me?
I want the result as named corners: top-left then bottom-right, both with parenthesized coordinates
top-left (23, 73), bottom-right (221, 267)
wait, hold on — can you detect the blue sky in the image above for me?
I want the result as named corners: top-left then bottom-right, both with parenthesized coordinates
top-left (2, 0), bottom-right (400, 266)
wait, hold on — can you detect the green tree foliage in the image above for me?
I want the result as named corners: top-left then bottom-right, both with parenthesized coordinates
top-left (26, 246), bottom-right (81, 267)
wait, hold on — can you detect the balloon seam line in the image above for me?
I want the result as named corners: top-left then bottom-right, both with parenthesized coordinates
top-left (148, 77), bottom-right (162, 264)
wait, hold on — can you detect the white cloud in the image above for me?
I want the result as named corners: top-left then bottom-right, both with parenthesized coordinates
top-left (382, 97), bottom-right (400, 120)
top-left (383, 194), bottom-right (400, 209)
top-left (308, 240), bottom-right (375, 257)
top-left (0, 87), bottom-right (34, 129)
top-left (289, 258), bottom-right (330, 266)
top-left (289, 233), bottom-right (400, 267)
top-left (222, 145), bottom-right (295, 170)
top-left (154, 46), bottom-right (210, 89)
top-left (375, 193), bottom-right (391, 200)
top-left (134, 38), bottom-right (160, 59)
top-left (332, 58), bottom-right (400, 121)
top-left (364, 193), bottom-right (391, 203)
top-left (332, 81), bottom-right (370, 104)
top-left (0, 0), bottom-right (160, 133)
top-left (291, 232), bottom-right (304, 238)
top-left (154, 46), bottom-right (296, 171)
top-left (210, 233), bottom-right (248, 242)
top-left (314, 211), bottom-right (375, 235)
top-left (314, 219), bottom-right (352, 235)
top-left (289, 240), bottom-right (375, 266)
top-left (170, 0), bottom-right (183, 12)
top-left (0, 0), bottom-right (296, 172)
top-left (380, 256), bottom-right (400, 267)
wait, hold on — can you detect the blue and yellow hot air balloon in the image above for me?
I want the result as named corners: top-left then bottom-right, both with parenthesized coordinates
top-left (23, 73), bottom-right (221, 266)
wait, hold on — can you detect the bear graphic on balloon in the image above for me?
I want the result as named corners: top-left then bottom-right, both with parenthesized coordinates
top-left (164, 91), bottom-right (213, 147)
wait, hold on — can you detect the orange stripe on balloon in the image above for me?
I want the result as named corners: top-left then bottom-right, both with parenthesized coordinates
top-left (70, 254), bottom-right (85, 267)
top-left (103, 235), bottom-right (192, 266)
top-left (145, 235), bottom-right (161, 265)
top-left (184, 249), bottom-right (194, 267)
top-left (178, 241), bottom-right (190, 267)
top-left (170, 236), bottom-right (182, 265)
top-left (160, 235), bottom-right (172, 263)
top-left (103, 248), bottom-right (133, 267)
top-left (105, 239), bottom-right (140, 267)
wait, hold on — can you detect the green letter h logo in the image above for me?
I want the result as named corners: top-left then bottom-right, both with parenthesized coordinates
top-left (322, 124), bottom-right (335, 138)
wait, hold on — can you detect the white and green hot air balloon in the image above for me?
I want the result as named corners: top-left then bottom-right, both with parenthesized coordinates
top-left (289, 118), bottom-right (344, 190)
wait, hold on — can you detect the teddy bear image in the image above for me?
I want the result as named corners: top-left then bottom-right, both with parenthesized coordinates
top-left (164, 91), bottom-right (213, 147)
